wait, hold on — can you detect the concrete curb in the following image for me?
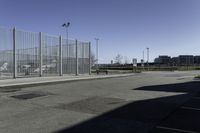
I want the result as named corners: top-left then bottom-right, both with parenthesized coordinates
top-left (0, 73), bottom-right (135, 89)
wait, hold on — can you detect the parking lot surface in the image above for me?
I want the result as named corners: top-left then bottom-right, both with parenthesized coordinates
top-left (0, 71), bottom-right (199, 133)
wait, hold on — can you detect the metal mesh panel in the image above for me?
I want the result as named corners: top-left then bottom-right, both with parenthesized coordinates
top-left (15, 29), bottom-right (39, 77)
top-left (42, 34), bottom-right (59, 76)
top-left (0, 27), bottom-right (90, 79)
top-left (62, 39), bottom-right (76, 74)
top-left (0, 27), bottom-right (13, 79)
top-left (78, 41), bottom-right (90, 74)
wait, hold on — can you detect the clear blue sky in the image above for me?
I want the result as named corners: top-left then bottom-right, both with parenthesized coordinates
top-left (0, 0), bottom-right (200, 63)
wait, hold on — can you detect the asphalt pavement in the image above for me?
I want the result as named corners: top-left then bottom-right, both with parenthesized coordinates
top-left (0, 71), bottom-right (199, 133)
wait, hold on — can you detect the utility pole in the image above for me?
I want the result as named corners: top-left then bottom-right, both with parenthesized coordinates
top-left (62, 22), bottom-right (70, 45)
top-left (142, 50), bottom-right (145, 70)
top-left (143, 50), bottom-right (145, 62)
top-left (147, 47), bottom-right (149, 71)
top-left (62, 22), bottom-right (70, 73)
top-left (95, 38), bottom-right (99, 70)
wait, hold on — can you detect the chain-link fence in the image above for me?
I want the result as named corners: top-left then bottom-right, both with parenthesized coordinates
top-left (0, 27), bottom-right (91, 79)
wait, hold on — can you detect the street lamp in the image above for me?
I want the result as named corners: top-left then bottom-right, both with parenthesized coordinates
top-left (62, 22), bottom-right (70, 45)
top-left (142, 50), bottom-right (145, 69)
top-left (95, 38), bottom-right (99, 70)
top-left (146, 47), bottom-right (149, 71)
top-left (62, 22), bottom-right (70, 71)
top-left (143, 50), bottom-right (145, 62)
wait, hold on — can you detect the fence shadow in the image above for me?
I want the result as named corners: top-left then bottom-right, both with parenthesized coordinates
top-left (134, 81), bottom-right (200, 93)
top-left (55, 81), bottom-right (200, 133)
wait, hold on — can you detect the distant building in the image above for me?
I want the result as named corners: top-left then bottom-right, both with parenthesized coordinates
top-left (178, 55), bottom-right (194, 66)
top-left (194, 56), bottom-right (200, 65)
top-left (154, 55), bottom-right (199, 66)
top-left (154, 56), bottom-right (171, 65)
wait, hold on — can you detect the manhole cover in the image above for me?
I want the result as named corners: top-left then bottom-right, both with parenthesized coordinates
top-left (55, 97), bottom-right (127, 114)
top-left (11, 92), bottom-right (48, 100)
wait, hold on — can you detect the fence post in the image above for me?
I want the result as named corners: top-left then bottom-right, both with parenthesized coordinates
top-left (59, 36), bottom-right (63, 76)
top-left (39, 32), bottom-right (43, 77)
top-left (89, 42), bottom-right (91, 75)
top-left (13, 27), bottom-right (17, 79)
top-left (75, 40), bottom-right (79, 76)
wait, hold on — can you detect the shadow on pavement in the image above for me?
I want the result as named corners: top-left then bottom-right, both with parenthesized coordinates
top-left (55, 81), bottom-right (200, 133)
top-left (134, 81), bottom-right (200, 93)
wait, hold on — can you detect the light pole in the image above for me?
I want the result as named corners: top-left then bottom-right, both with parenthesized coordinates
top-left (146, 47), bottom-right (149, 71)
top-left (142, 50), bottom-right (145, 70)
top-left (143, 50), bottom-right (145, 62)
top-left (62, 22), bottom-right (70, 45)
top-left (62, 22), bottom-right (70, 73)
top-left (95, 38), bottom-right (99, 70)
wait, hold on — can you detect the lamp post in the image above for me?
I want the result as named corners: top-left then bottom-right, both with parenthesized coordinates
top-left (143, 50), bottom-right (145, 62)
top-left (146, 47), bottom-right (149, 71)
top-left (62, 22), bottom-right (70, 73)
top-left (142, 50), bottom-right (145, 70)
top-left (62, 22), bottom-right (70, 45)
top-left (95, 38), bottom-right (99, 70)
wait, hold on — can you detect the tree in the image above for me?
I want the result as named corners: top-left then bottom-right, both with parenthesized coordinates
top-left (114, 54), bottom-right (123, 64)
top-left (124, 56), bottom-right (130, 64)
top-left (90, 52), bottom-right (97, 66)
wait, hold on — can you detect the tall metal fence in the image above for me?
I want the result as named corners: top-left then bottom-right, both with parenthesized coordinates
top-left (0, 27), bottom-right (91, 79)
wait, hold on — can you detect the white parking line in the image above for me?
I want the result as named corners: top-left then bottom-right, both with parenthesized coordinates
top-left (157, 126), bottom-right (199, 133)
top-left (181, 106), bottom-right (200, 111)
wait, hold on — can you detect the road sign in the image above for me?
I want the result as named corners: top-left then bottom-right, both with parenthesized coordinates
top-left (132, 58), bottom-right (137, 67)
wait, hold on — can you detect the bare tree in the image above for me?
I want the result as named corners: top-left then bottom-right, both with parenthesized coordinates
top-left (114, 54), bottom-right (123, 64)
top-left (90, 52), bottom-right (97, 66)
top-left (124, 56), bottom-right (130, 64)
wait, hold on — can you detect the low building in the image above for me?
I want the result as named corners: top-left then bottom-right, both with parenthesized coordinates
top-left (178, 55), bottom-right (194, 66)
top-left (154, 55), bottom-right (197, 66)
top-left (194, 56), bottom-right (200, 65)
top-left (154, 56), bottom-right (171, 65)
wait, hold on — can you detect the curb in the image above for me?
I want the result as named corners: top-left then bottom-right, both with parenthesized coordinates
top-left (0, 74), bottom-right (135, 89)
